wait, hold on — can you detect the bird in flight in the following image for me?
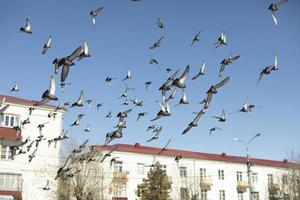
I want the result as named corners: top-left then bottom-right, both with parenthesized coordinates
top-left (268, 0), bottom-right (288, 26)
top-left (171, 65), bottom-right (190, 89)
top-left (181, 109), bottom-right (205, 135)
top-left (150, 36), bottom-right (164, 49)
top-left (257, 54), bottom-right (278, 83)
top-left (214, 32), bottom-right (228, 48)
top-left (191, 31), bottom-right (200, 46)
top-left (219, 54), bottom-right (240, 77)
top-left (192, 61), bottom-right (206, 80)
top-left (209, 127), bottom-right (221, 135)
top-left (90, 7), bottom-right (104, 25)
top-left (19, 18), bottom-right (32, 34)
top-left (42, 36), bottom-right (52, 54)
top-left (34, 75), bottom-right (58, 106)
top-left (212, 109), bottom-right (226, 122)
top-left (156, 18), bottom-right (165, 29)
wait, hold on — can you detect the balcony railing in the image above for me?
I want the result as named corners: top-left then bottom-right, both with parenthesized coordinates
top-left (200, 178), bottom-right (213, 190)
top-left (237, 181), bottom-right (249, 192)
top-left (268, 183), bottom-right (280, 194)
top-left (112, 171), bottom-right (128, 184)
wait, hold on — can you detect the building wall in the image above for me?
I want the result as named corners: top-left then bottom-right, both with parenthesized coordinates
top-left (0, 102), bottom-right (64, 200)
top-left (99, 150), bottom-right (287, 200)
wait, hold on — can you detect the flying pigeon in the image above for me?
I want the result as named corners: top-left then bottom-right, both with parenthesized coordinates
top-left (171, 65), bottom-right (190, 88)
top-left (150, 36), bottom-right (164, 49)
top-left (71, 114), bottom-right (84, 127)
top-left (181, 109), bottom-right (205, 135)
top-left (71, 90), bottom-right (84, 107)
top-left (19, 18), bottom-right (32, 34)
top-left (149, 58), bottom-right (158, 65)
top-left (258, 54), bottom-right (278, 83)
top-left (212, 109), bottom-right (226, 122)
top-left (209, 127), bottom-right (221, 135)
top-left (214, 32), bottom-right (227, 48)
top-left (156, 18), bottom-right (165, 29)
top-left (34, 75), bottom-right (58, 106)
top-left (151, 101), bottom-right (171, 121)
top-left (42, 36), bottom-right (52, 54)
top-left (268, 0), bottom-right (288, 26)
top-left (219, 55), bottom-right (240, 77)
top-left (122, 68), bottom-right (131, 81)
top-left (10, 82), bottom-right (19, 92)
top-left (191, 31), bottom-right (200, 46)
top-left (192, 61), bottom-right (206, 80)
top-left (147, 126), bottom-right (162, 142)
top-left (175, 91), bottom-right (189, 106)
top-left (90, 7), bottom-right (104, 25)
top-left (158, 139), bottom-right (171, 154)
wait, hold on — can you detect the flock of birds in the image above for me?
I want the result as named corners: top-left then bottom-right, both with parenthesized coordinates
top-left (1, 0), bottom-right (289, 191)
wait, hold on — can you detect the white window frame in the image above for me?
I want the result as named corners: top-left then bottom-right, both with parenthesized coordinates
top-left (237, 172), bottom-right (243, 181)
top-left (180, 166), bottom-right (187, 178)
top-left (200, 168), bottom-right (207, 180)
top-left (219, 190), bottom-right (225, 200)
top-left (238, 191), bottom-right (244, 200)
top-left (252, 173), bottom-right (258, 183)
top-left (218, 169), bottom-right (224, 180)
top-left (0, 114), bottom-right (20, 128)
top-left (114, 161), bottom-right (123, 173)
top-left (0, 145), bottom-right (12, 160)
top-left (268, 174), bottom-right (274, 184)
top-left (201, 189), bottom-right (207, 200)
top-left (0, 173), bottom-right (22, 191)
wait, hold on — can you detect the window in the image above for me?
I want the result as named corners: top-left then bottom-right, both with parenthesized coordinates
top-left (219, 190), bottom-right (225, 200)
top-left (0, 173), bottom-right (22, 191)
top-left (137, 163), bottom-right (145, 174)
top-left (237, 172), bottom-right (243, 181)
top-left (201, 189), bottom-right (207, 200)
top-left (113, 184), bottom-right (126, 197)
top-left (282, 175), bottom-right (288, 185)
top-left (200, 168), bottom-right (206, 180)
top-left (114, 161), bottom-right (123, 172)
top-left (268, 174), bottom-right (274, 184)
top-left (0, 145), bottom-right (12, 160)
top-left (218, 170), bottom-right (224, 180)
top-left (251, 192), bottom-right (260, 200)
top-left (0, 114), bottom-right (20, 128)
top-left (161, 164), bottom-right (167, 171)
top-left (238, 191), bottom-right (244, 200)
top-left (180, 187), bottom-right (188, 200)
top-left (180, 166), bottom-right (187, 178)
top-left (252, 173), bottom-right (258, 183)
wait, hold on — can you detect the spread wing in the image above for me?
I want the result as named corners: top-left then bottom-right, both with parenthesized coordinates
top-left (214, 76), bottom-right (230, 90)
top-left (49, 75), bottom-right (56, 95)
top-left (25, 18), bottom-right (31, 32)
top-left (179, 65), bottom-right (190, 83)
top-left (61, 65), bottom-right (70, 82)
top-left (67, 46), bottom-right (83, 61)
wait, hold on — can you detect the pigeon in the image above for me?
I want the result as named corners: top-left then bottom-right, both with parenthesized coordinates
top-left (90, 7), bottom-right (104, 25)
top-left (86, 100), bottom-right (92, 108)
top-left (71, 114), bottom-right (84, 127)
top-left (156, 18), bottom-right (165, 29)
top-left (149, 59), bottom-right (158, 65)
top-left (28, 148), bottom-right (37, 162)
top-left (137, 112), bottom-right (148, 121)
top-left (28, 107), bottom-right (35, 116)
top-left (158, 139), bottom-right (171, 154)
top-left (258, 54), bottom-right (278, 83)
top-left (100, 147), bottom-right (118, 163)
top-left (214, 32), bottom-right (227, 48)
top-left (117, 108), bottom-right (132, 121)
top-left (105, 111), bottom-right (112, 118)
top-left (212, 109), bottom-right (226, 122)
top-left (181, 109), bottom-right (205, 135)
top-left (171, 65), bottom-right (190, 88)
top-left (121, 99), bottom-right (129, 106)
top-left (151, 101), bottom-right (171, 121)
top-left (192, 61), bottom-right (206, 80)
top-left (105, 77), bottom-right (116, 87)
top-left (147, 126), bottom-right (162, 142)
top-left (209, 127), bottom-right (221, 135)
top-left (10, 82), bottom-right (19, 92)
top-left (19, 18), bottom-right (32, 34)
top-left (159, 69), bottom-right (179, 97)
top-left (146, 125), bottom-right (156, 132)
top-left (131, 98), bottom-right (144, 107)
top-left (37, 122), bottom-right (49, 135)
top-left (239, 101), bottom-right (255, 113)
top-left (72, 139), bottom-right (89, 154)
top-left (71, 90), bottom-right (84, 107)
top-left (165, 89), bottom-right (177, 103)
top-left (105, 128), bottom-right (123, 145)
top-left (145, 81), bottom-right (152, 91)
top-left (42, 36), bottom-right (52, 54)
top-left (26, 141), bottom-right (35, 152)
top-left (22, 117), bottom-right (30, 126)
top-left (0, 102), bottom-right (9, 115)
top-left (268, 0), bottom-right (288, 25)
top-left (34, 75), bottom-right (58, 106)
top-left (122, 68), bottom-right (132, 81)
top-left (191, 31), bottom-right (200, 46)
top-left (96, 103), bottom-right (103, 110)
top-left (42, 180), bottom-right (50, 191)
top-left (84, 124), bottom-right (91, 132)
top-left (175, 155), bottom-right (182, 163)
top-left (150, 36), bottom-right (164, 49)
top-left (110, 157), bottom-right (120, 168)
top-left (175, 92), bottom-right (189, 106)
top-left (219, 55), bottom-right (240, 77)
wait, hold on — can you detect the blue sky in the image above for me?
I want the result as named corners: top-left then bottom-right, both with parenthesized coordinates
top-left (0, 0), bottom-right (299, 161)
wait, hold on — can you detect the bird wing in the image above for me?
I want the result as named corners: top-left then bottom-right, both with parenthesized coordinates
top-left (181, 125), bottom-right (192, 135)
top-left (46, 36), bottom-right (52, 47)
top-left (178, 65), bottom-right (190, 84)
top-left (204, 92), bottom-right (213, 109)
top-left (49, 75), bottom-right (56, 96)
top-left (271, 12), bottom-right (278, 26)
top-left (61, 64), bottom-right (70, 82)
top-left (230, 55), bottom-right (240, 62)
top-left (94, 7), bottom-right (104, 14)
top-left (157, 36), bottom-right (164, 44)
top-left (214, 76), bottom-right (230, 90)
top-left (221, 109), bottom-right (225, 119)
top-left (275, 0), bottom-right (288, 6)
top-left (77, 90), bottom-right (84, 104)
top-left (67, 46), bottom-right (83, 61)
top-left (274, 53), bottom-right (278, 68)
top-left (193, 109), bottom-right (205, 123)
top-left (219, 64), bottom-right (225, 77)
top-left (159, 139), bottom-right (171, 154)
top-left (25, 18), bottom-right (31, 32)
top-left (82, 41), bottom-right (89, 56)
top-left (166, 103), bottom-right (171, 113)
top-left (34, 98), bottom-right (50, 106)
top-left (0, 105), bottom-right (9, 114)
top-left (124, 108), bottom-right (132, 115)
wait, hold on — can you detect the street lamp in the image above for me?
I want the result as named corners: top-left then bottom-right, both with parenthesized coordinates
top-left (234, 133), bottom-right (261, 200)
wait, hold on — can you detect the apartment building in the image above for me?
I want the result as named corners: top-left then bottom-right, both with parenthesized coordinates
top-left (0, 95), bottom-right (65, 200)
top-left (95, 143), bottom-right (291, 200)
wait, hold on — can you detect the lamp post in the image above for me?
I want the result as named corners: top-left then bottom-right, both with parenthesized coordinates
top-left (234, 133), bottom-right (261, 200)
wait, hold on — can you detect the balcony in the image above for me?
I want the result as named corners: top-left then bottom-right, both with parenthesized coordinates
top-left (237, 181), bottom-right (249, 192)
top-left (200, 178), bottom-right (213, 190)
top-left (112, 171), bottom-right (128, 184)
top-left (268, 183), bottom-right (280, 194)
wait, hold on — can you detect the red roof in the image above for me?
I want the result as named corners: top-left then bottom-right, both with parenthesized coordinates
top-left (95, 143), bottom-right (291, 168)
top-left (0, 190), bottom-right (22, 198)
top-left (0, 94), bottom-right (56, 109)
top-left (0, 127), bottom-right (22, 140)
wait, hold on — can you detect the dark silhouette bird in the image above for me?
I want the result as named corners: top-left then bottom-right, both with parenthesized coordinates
top-left (71, 114), bottom-right (84, 127)
top-left (145, 81), bottom-right (152, 91)
top-left (42, 36), bottom-right (52, 54)
top-left (151, 101), bottom-right (171, 121)
top-left (212, 109), bottom-right (226, 122)
top-left (10, 82), bottom-right (19, 92)
top-left (41, 180), bottom-right (50, 191)
top-left (219, 55), bottom-right (240, 77)
top-left (105, 110), bottom-right (112, 118)
top-left (137, 112), bottom-right (148, 121)
top-left (28, 148), bottom-right (37, 162)
top-left (209, 127), bottom-right (221, 135)
top-left (214, 32), bottom-right (227, 48)
top-left (85, 100), bottom-right (92, 108)
top-left (239, 101), bottom-right (256, 114)
top-left (156, 18), bottom-right (165, 28)
top-left (34, 75), bottom-right (58, 106)
top-left (105, 77), bottom-right (116, 87)
top-left (192, 61), bottom-right (206, 80)
top-left (72, 139), bottom-right (89, 154)
top-left (90, 7), bottom-right (104, 25)
top-left (149, 58), bottom-right (158, 65)
top-left (258, 54), bottom-right (278, 83)
top-left (19, 18), bottom-right (32, 34)
top-left (268, 0), bottom-right (288, 25)
top-left (84, 124), bottom-right (91, 132)
top-left (181, 109), bottom-right (205, 135)
top-left (122, 68), bottom-right (131, 81)
top-left (146, 126), bottom-right (162, 142)
top-left (171, 65), bottom-right (190, 88)
top-left (105, 128), bottom-right (123, 145)
top-left (150, 36), bottom-right (164, 49)
top-left (96, 103), bottom-right (104, 110)
top-left (100, 147), bottom-right (118, 163)
top-left (37, 122), bottom-right (49, 135)
top-left (175, 92), bottom-right (189, 106)
top-left (146, 125), bottom-right (156, 132)
top-left (158, 139), bottom-right (171, 154)
top-left (71, 90), bottom-right (84, 107)
top-left (175, 155), bottom-right (182, 163)
top-left (191, 31), bottom-right (200, 46)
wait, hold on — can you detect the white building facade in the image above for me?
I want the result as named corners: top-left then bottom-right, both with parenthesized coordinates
top-left (95, 143), bottom-right (290, 200)
top-left (0, 95), bottom-right (64, 200)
